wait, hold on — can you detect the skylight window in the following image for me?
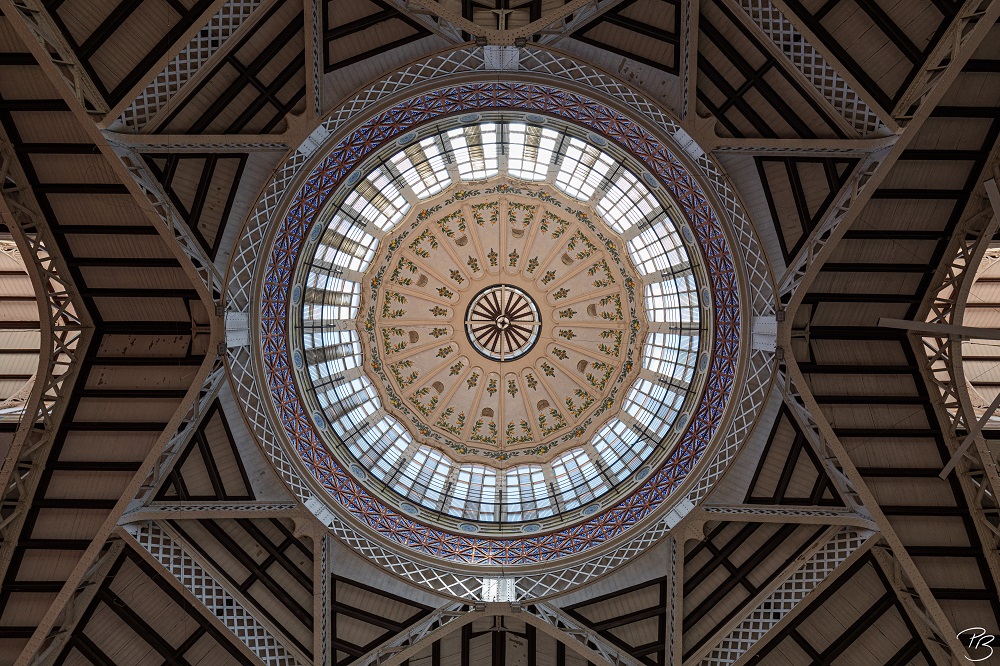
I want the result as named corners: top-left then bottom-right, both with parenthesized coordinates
top-left (390, 137), bottom-right (451, 198)
top-left (316, 216), bottom-right (378, 273)
top-left (297, 115), bottom-right (709, 528)
top-left (597, 168), bottom-right (662, 233)
top-left (508, 123), bottom-right (557, 181)
top-left (446, 124), bottom-right (499, 181)
top-left (555, 137), bottom-right (614, 200)
top-left (341, 168), bottom-right (409, 231)
top-left (551, 449), bottom-right (608, 509)
top-left (627, 218), bottom-right (689, 276)
top-left (504, 465), bottom-right (552, 521)
top-left (449, 465), bottom-right (498, 521)
top-left (395, 446), bottom-right (452, 508)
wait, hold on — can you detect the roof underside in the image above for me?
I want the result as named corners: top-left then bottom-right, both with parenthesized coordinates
top-left (0, 0), bottom-right (998, 664)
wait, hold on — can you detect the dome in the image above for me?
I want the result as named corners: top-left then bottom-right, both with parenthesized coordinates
top-left (227, 47), bottom-right (772, 589)
top-left (289, 114), bottom-right (709, 533)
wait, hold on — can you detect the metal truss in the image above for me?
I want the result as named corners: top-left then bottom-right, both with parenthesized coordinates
top-left (396, 0), bottom-right (625, 45)
top-left (730, 0), bottom-right (886, 137)
top-left (351, 600), bottom-right (643, 666)
top-left (127, 357), bottom-right (227, 510)
top-left (867, 546), bottom-right (961, 666)
top-left (0, 134), bottom-right (92, 594)
top-left (111, 144), bottom-right (225, 304)
top-left (17, 355), bottom-right (226, 665)
top-left (696, 527), bottom-right (875, 666)
top-left (22, 540), bottom-right (127, 666)
top-left (352, 601), bottom-right (470, 666)
top-left (773, 0), bottom-right (1000, 309)
top-left (526, 603), bottom-right (644, 666)
top-left (775, 358), bottom-right (966, 662)
top-left (698, 504), bottom-right (877, 530)
top-left (108, 0), bottom-right (268, 131)
top-left (537, 0), bottom-right (633, 45)
top-left (126, 520), bottom-right (305, 665)
top-left (316, 534), bottom-right (330, 666)
top-left (902, 169), bottom-right (1000, 592)
top-left (1, 2), bottom-right (225, 308)
top-left (893, 0), bottom-right (998, 123)
top-left (3, 0), bottom-right (107, 114)
top-left (120, 502), bottom-right (300, 523)
top-left (104, 131), bottom-right (291, 152)
top-left (679, 0), bottom-right (699, 121)
top-left (777, 146), bottom-right (890, 304)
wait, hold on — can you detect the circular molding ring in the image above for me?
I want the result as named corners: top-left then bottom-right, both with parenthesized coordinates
top-left (225, 45), bottom-right (777, 599)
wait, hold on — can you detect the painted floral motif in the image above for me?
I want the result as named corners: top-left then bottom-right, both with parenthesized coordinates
top-left (417, 205), bottom-right (443, 221)
top-left (551, 348), bottom-right (569, 361)
top-left (537, 409), bottom-right (568, 436)
top-left (586, 360), bottom-right (615, 391)
top-left (390, 257), bottom-right (418, 286)
top-left (567, 230), bottom-right (598, 260)
top-left (525, 373), bottom-right (538, 390)
top-left (566, 389), bottom-right (594, 418)
top-left (436, 407), bottom-right (466, 436)
top-left (383, 291), bottom-right (406, 318)
top-left (436, 210), bottom-right (466, 237)
top-left (467, 256), bottom-right (480, 272)
top-left (449, 361), bottom-right (464, 376)
top-left (507, 201), bottom-right (536, 226)
top-left (449, 270), bottom-right (465, 284)
top-left (437, 286), bottom-right (455, 299)
top-left (408, 387), bottom-right (438, 416)
top-left (408, 229), bottom-right (439, 258)
top-left (589, 259), bottom-right (615, 288)
top-left (486, 377), bottom-right (498, 396)
top-left (436, 346), bottom-right (453, 359)
top-left (466, 372), bottom-right (480, 389)
top-left (599, 293), bottom-right (623, 320)
top-left (599, 330), bottom-right (622, 357)
top-left (390, 359), bottom-right (418, 388)
top-left (558, 307), bottom-right (577, 319)
top-left (508, 249), bottom-right (519, 267)
top-left (472, 201), bottom-right (499, 226)
top-left (540, 362), bottom-right (555, 377)
top-left (557, 329), bottom-right (576, 340)
top-left (382, 326), bottom-right (406, 354)
top-left (540, 211), bottom-right (570, 238)
top-left (430, 327), bottom-right (448, 338)
top-left (505, 420), bottom-right (534, 445)
top-left (552, 287), bottom-right (569, 300)
top-left (429, 306), bottom-right (448, 317)
top-left (507, 379), bottom-right (518, 397)
top-left (526, 257), bottom-right (539, 273)
top-left (470, 419), bottom-right (497, 445)
top-left (488, 249), bottom-right (498, 267)
top-left (541, 270), bottom-right (556, 285)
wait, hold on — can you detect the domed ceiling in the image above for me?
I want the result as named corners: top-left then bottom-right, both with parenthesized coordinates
top-left (361, 181), bottom-right (648, 460)
top-left (226, 49), bottom-right (774, 583)
top-left (4, 0), bottom-right (1000, 661)
top-left (289, 114), bottom-right (713, 534)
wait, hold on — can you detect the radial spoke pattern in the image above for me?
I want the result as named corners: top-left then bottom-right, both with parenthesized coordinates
top-left (465, 285), bottom-right (541, 361)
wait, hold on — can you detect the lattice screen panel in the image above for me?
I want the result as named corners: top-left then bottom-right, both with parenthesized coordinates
top-left (130, 521), bottom-right (303, 666)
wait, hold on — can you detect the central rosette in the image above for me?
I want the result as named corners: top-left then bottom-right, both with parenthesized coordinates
top-left (466, 285), bottom-right (541, 361)
top-left (361, 180), bottom-right (646, 462)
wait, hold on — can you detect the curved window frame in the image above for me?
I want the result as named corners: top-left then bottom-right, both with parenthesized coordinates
top-left (290, 113), bottom-right (712, 529)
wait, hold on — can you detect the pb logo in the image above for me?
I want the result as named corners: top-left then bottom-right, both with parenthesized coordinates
top-left (958, 627), bottom-right (996, 662)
